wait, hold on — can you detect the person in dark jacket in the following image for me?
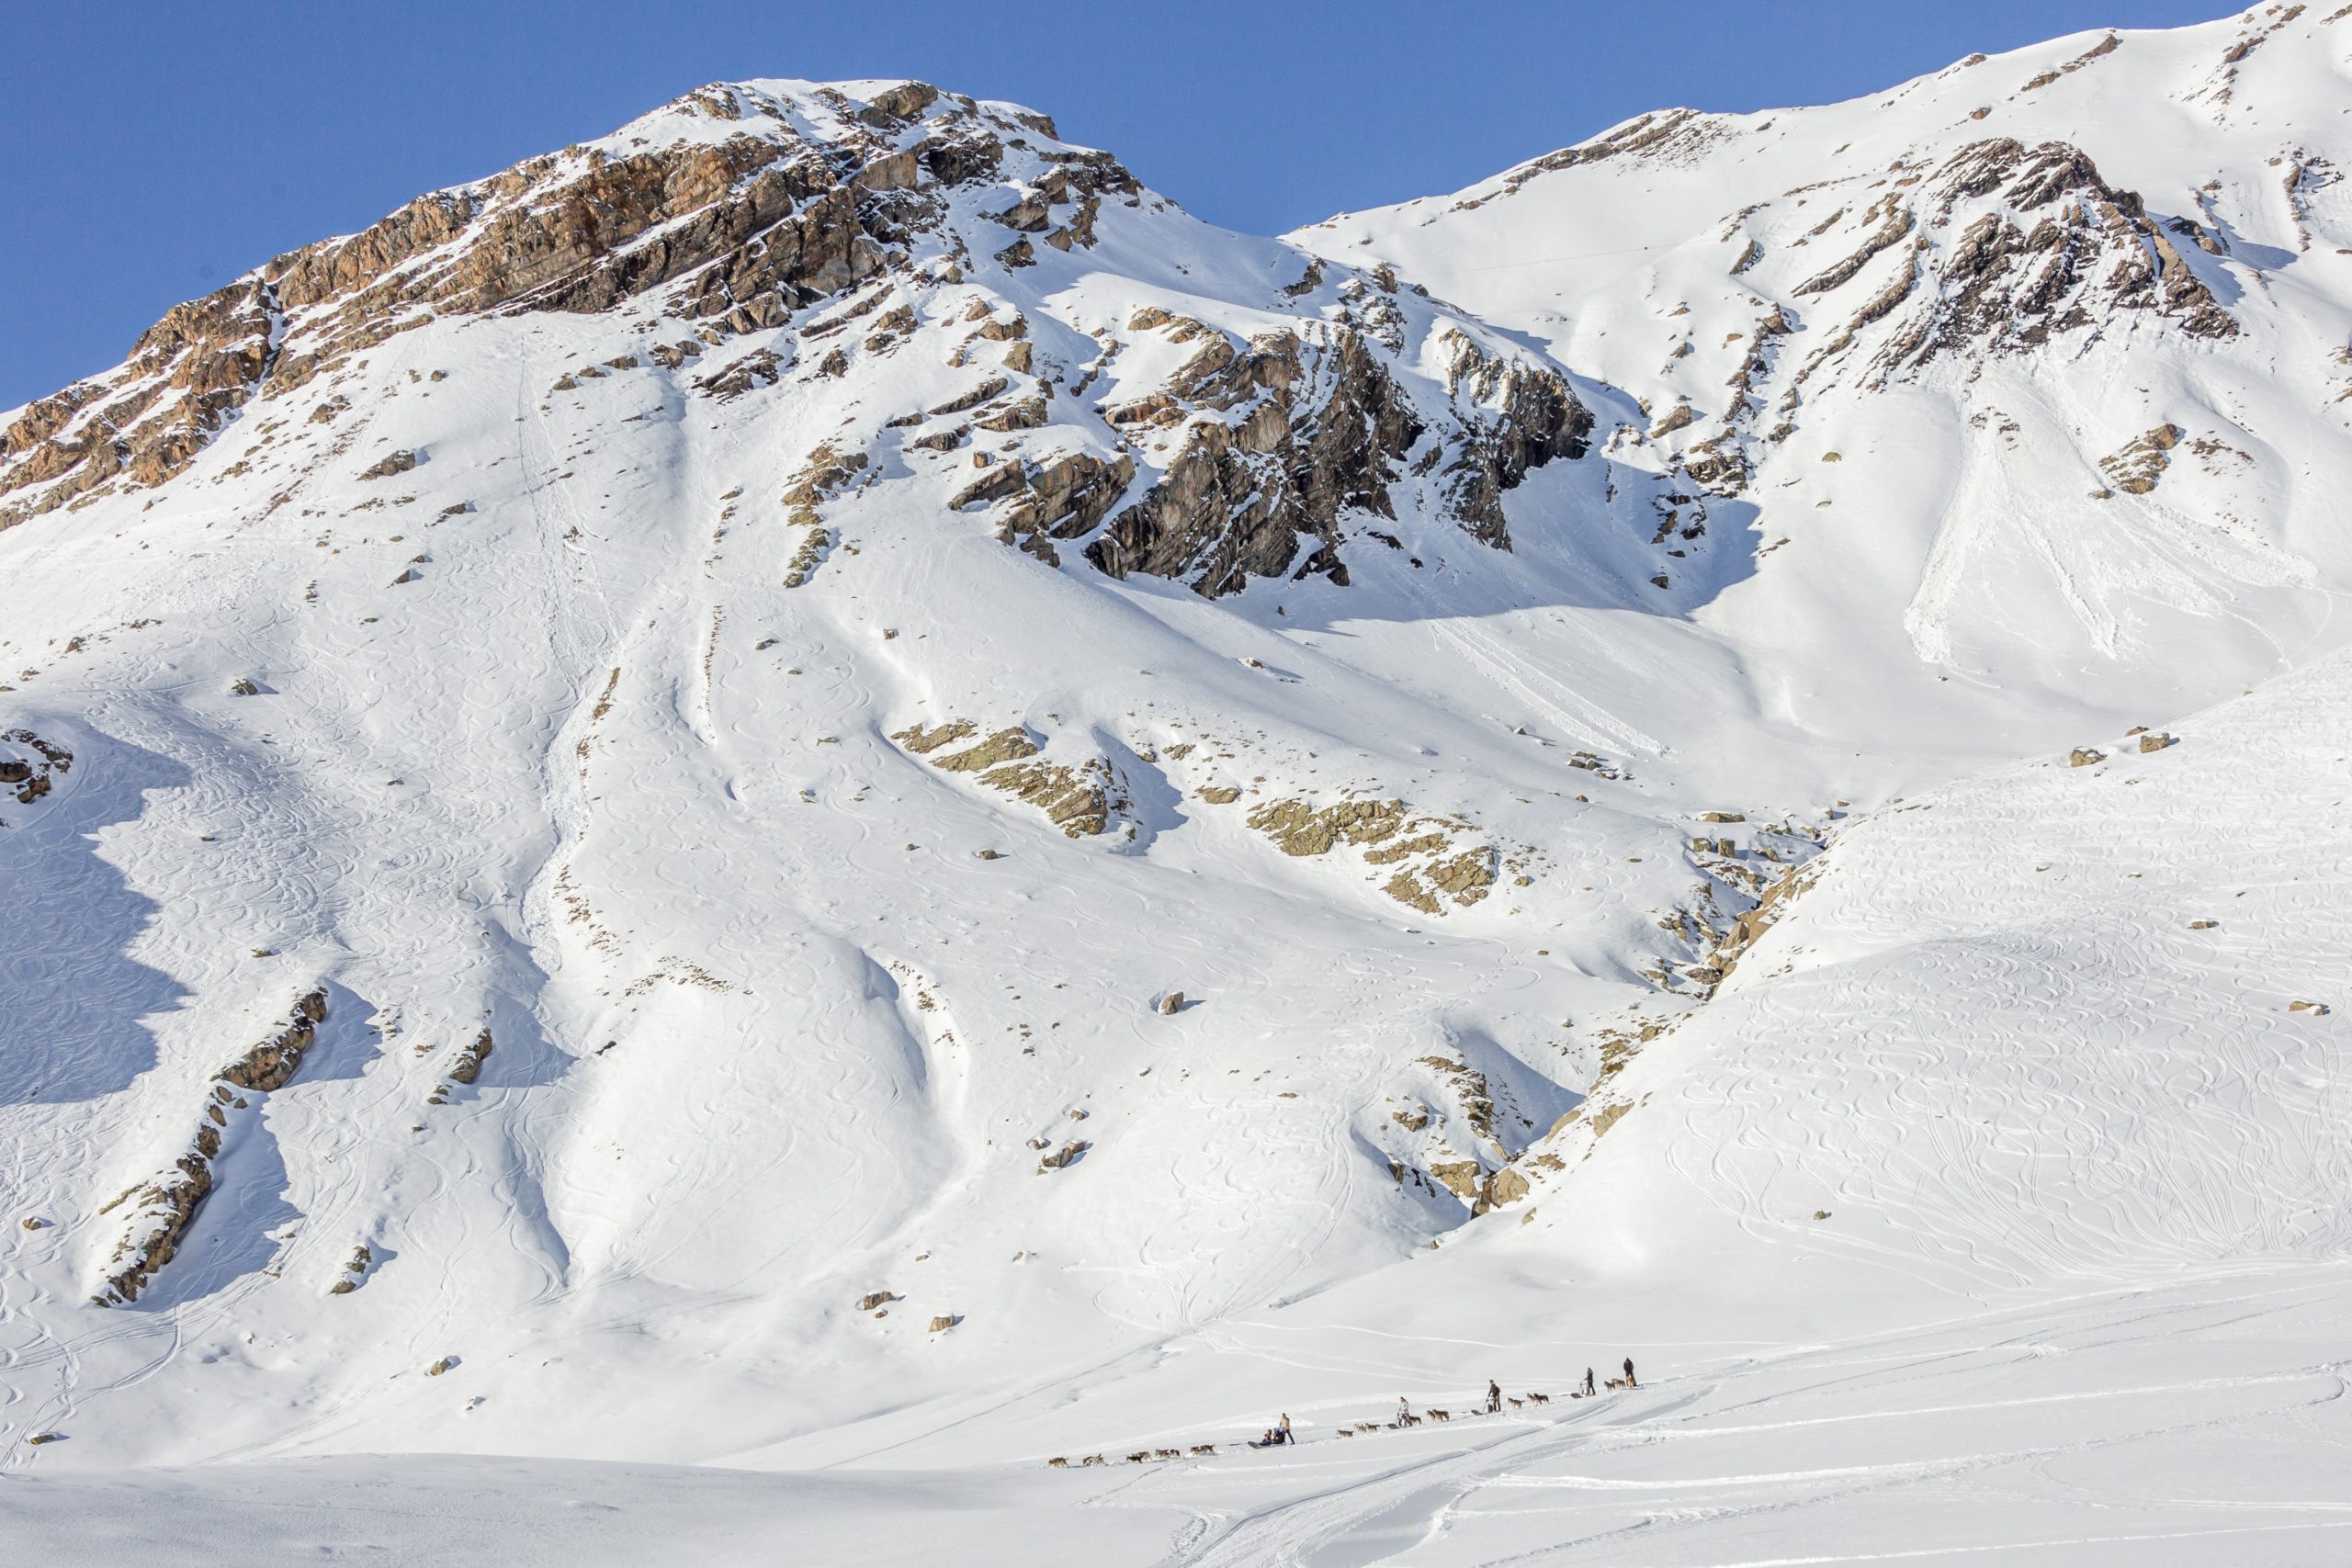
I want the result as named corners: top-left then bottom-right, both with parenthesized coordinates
top-left (1487, 1380), bottom-right (1501, 1413)
top-left (1623, 1356), bottom-right (1636, 1387)
top-left (1583, 1367), bottom-right (1596, 1396)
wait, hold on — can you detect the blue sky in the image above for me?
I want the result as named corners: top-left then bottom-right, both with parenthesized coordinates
top-left (3, 1), bottom-right (2227, 410)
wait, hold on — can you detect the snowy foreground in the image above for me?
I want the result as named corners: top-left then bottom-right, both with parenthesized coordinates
top-left (5, 6), bottom-right (2351, 1562)
top-left (10, 1266), bottom-right (2352, 1564)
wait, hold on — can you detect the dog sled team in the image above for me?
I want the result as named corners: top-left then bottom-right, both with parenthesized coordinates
top-left (1045, 1358), bottom-right (1640, 1469)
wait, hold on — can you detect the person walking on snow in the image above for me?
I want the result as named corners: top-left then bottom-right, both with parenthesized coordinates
top-left (1623, 1357), bottom-right (1636, 1388)
top-left (1279, 1413), bottom-right (1293, 1444)
top-left (1487, 1379), bottom-right (1502, 1414)
top-left (1584, 1367), bottom-right (1596, 1397)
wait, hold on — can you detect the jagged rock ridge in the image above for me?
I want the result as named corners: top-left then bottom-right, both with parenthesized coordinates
top-left (4, 78), bottom-right (1590, 601)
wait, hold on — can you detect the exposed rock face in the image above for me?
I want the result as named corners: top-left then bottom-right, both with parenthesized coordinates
top-left (978, 758), bottom-right (1119, 836)
top-left (331, 1244), bottom-right (373, 1295)
top-left (893, 721), bottom-right (1125, 838)
top-left (1434, 332), bottom-right (1593, 547)
top-left (1089, 325), bottom-right (1419, 592)
top-left (0, 80), bottom-right (1115, 530)
top-left (1867, 140), bottom-right (2236, 380)
top-left (1480, 1166), bottom-right (1532, 1209)
top-left (357, 448), bottom-right (419, 480)
top-left (1639, 134), bottom-right (2243, 495)
top-left (447, 1028), bottom-right (494, 1086)
top-left (951, 449), bottom-right (1134, 559)
top-left (1244, 795), bottom-right (1501, 914)
top-left (2100, 423), bottom-right (2185, 494)
top-left (4, 73), bottom-right (1589, 610)
top-left (1430, 1160), bottom-right (1483, 1201)
top-left (1250, 796), bottom-right (1408, 857)
top-left (97, 989), bottom-right (330, 1304)
top-left (1082, 314), bottom-right (1588, 593)
top-left (1, 728), bottom-right (73, 812)
top-left (0, 281), bottom-right (277, 527)
top-left (217, 989), bottom-right (330, 1091)
top-left (96, 1145), bottom-right (215, 1307)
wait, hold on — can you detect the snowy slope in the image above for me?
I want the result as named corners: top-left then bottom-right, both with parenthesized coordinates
top-left (1297, 6), bottom-right (2352, 750)
top-left (0, 73), bottom-right (1792, 1472)
top-left (4, 13), bottom-right (2351, 1563)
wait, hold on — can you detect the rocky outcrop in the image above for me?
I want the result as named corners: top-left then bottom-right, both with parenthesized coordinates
top-left (94, 1139), bottom-right (215, 1307)
top-left (330, 1244), bottom-right (373, 1295)
top-left (217, 989), bottom-right (330, 1091)
top-left (892, 721), bottom-right (1126, 837)
top-left (96, 990), bottom-right (330, 1304)
top-left (357, 449), bottom-right (419, 480)
top-left (1, 728), bottom-right (73, 815)
top-left (1243, 795), bottom-right (1500, 913)
top-left (1037, 1139), bottom-right (1091, 1172)
top-left (6, 73), bottom-right (1589, 617)
top-left (1080, 311), bottom-right (1588, 593)
top-left (2098, 423), bottom-right (2184, 494)
top-left (0, 80), bottom-right (1064, 529)
top-left (1865, 140), bottom-right (2236, 382)
top-left (951, 449), bottom-right (1134, 562)
top-left (447, 1028), bottom-right (494, 1086)
top-left (1087, 324), bottom-right (1416, 592)
top-left (0, 281), bottom-right (278, 527)
top-left (1434, 331), bottom-right (1592, 547)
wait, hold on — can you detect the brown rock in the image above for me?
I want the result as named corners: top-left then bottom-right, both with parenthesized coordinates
top-left (1481, 1167), bottom-right (1531, 1208)
top-left (358, 449), bottom-right (419, 480)
top-left (447, 1028), bottom-right (493, 1086)
top-left (1430, 1160), bottom-right (1483, 1201)
top-left (218, 989), bottom-right (331, 1092)
top-left (933, 727), bottom-right (1039, 773)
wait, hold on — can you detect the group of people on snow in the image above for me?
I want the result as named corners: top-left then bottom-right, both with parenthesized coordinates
top-left (1252, 1359), bottom-right (1637, 1449)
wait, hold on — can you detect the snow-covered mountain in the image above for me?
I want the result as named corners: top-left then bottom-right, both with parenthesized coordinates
top-left (5, 11), bottom-right (2350, 1562)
